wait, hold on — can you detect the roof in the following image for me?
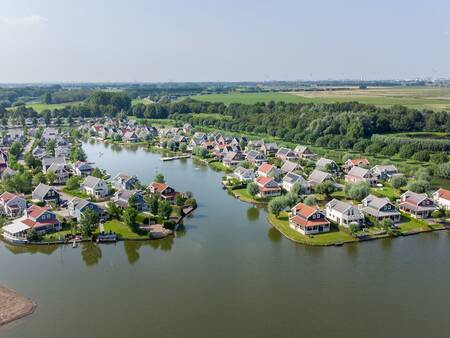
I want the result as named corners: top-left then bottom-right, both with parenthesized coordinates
top-left (348, 158), bottom-right (370, 166)
top-left (277, 147), bottom-right (294, 156)
top-left (42, 157), bottom-right (65, 168)
top-left (82, 175), bottom-right (104, 189)
top-left (283, 172), bottom-right (307, 185)
top-left (372, 165), bottom-right (398, 174)
top-left (256, 176), bottom-right (276, 186)
top-left (363, 194), bottom-right (392, 210)
top-left (2, 222), bottom-right (30, 234)
top-left (308, 169), bottom-right (332, 184)
top-left (32, 183), bottom-right (57, 199)
top-left (257, 163), bottom-right (274, 174)
top-left (292, 203), bottom-right (319, 218)
top-left (401, 191), bottom-right (428, 205)
top-left (316, 158), bottom-right (335, 168)
top-left (347, 166), bottom-right (370, 178)
top-left (327, 199), bottom-right (353, 213)
top-left (281, 160), bottom-right (298, 173)
top-left (290, 215), bottom-right (330, 228)
top-left (150, 182), bottom-right (169, 193)
top-left (0, 192), bottom-right (18, 202)
top-left (435, 188), bottom-right (450, 201)
top-left (27, 205), bottom-right (49, 219)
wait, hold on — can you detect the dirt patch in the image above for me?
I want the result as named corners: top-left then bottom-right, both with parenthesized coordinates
top-left (0, 287), bottom-right (36, 326)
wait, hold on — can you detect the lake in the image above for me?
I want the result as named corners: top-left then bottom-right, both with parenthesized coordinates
top-left (1, 140), bottom-right (450, 338)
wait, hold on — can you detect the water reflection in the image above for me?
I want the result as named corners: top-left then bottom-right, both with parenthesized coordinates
top-left (267, 227), bottom-right (282, 243)
top-left (344, 242), bottom-right (358, 257)
top-left (247, 207), bottom-right (260, 222)
top-left (81, 243), bottom-right (102, 266)
top-left (3, 242), bottom-right (59, 255)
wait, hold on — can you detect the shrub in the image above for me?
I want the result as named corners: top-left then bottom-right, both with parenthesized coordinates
top-left (391, 175), bottom-right (407, 189)
top-left (344, 182), bottom-right (370, 201)
top-left (412, 151), bottom-right (430, 162)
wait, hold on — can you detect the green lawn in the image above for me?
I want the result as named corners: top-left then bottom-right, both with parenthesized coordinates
top-left (268, 212), bottom-right (356, 246)
top-left (208, 161), bottom-right (233, 173)
top-left (62, 188), bottom-right (89, 199)
top-left (24, 101), bottom-right (83, 112)
top-left (191, 87), bottom-right (450, 111)
top-left (231, 188), bottom-right (270, 204)
top-left (396, 213), bottom-right (439, 233)
top-left (370, 184), bottom-right (401, 201)
top-left (42, 228), bottom-right (74, 241)
top-left (102, 219), bottom-right (148, 239)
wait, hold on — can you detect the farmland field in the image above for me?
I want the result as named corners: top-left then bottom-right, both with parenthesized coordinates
top-left (192, 87), bottom-right (450, 111)
top-left (20, 101), bottom-right (83, 112)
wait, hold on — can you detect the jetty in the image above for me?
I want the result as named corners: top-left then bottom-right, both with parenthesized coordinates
top-left (161, 155), bottom-right (190, 161)
top-left (0, 287), bottom-right (36, 326)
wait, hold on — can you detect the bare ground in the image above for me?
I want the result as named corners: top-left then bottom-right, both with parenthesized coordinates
top-left (0, 287), bottom-right (36, 326)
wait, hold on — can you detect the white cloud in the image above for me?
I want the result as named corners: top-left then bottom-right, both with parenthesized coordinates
top-left (0, 15), bottom-right (47, 25)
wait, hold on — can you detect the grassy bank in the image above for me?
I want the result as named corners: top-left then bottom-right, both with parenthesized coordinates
top-left (267, 212), bottom-right (356, 246)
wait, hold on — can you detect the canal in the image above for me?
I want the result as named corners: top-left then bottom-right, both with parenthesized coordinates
top-left (1, 141), bottom-right (450, 338)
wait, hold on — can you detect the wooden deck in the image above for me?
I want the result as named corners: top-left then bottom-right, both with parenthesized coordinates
top-left (0, 287), bottom-right (36, 326)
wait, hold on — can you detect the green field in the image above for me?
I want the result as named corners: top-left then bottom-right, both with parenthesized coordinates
top-left (191, 87), bottom-right (450, 111)
top-left (22, 101), bottom-right (83, 112)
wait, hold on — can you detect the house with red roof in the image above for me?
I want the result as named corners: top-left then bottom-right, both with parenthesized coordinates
top-left (148, 182), bottom-right (178, 202)
top-left (343, 158), bottom-right (370, 172)
top-left (289, 203), bottom-right (330, 235)
top-left (256, 163), bottom-right (280, 179)
top-left (399, 191), bottom-right (437, 219)
top-left (433, 188), bottom-right (450, 210)
top-left (0, 192), bottom-right (26, 217)
top-left (255, 177), bottom-right (281, 198)
top-left (18, 205), bottom-right (61, 235)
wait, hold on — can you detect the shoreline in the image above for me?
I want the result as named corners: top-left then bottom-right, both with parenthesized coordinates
top-left (267, 213), bottom-right (448, 247)
top-left (0, 287), bottom-right (36, 327)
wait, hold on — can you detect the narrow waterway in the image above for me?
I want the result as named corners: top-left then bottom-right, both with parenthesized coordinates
top-left (1, 140), bottom-right (450, 338)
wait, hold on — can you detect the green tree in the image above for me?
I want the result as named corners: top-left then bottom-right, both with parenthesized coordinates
top-left (80, 208), bottom-right (100, 238)
top-left (154, 173), bottom-right (165, 183)
top-left (303, 196), bottom-right (317, 206)
top-left (44, 92), bottom-right (52, 104)
top-left (91, 167), bottom-right (103, 179)
top-left (314, 181), bottom-right (336, 197)
top-left (344, 182), bottom-right (370, 201)
top-left (106, 201), bottom-right (122, 219)
top-left (45, 139), bottom-right (57, 156)
top-left (70, 147), bottom-right (87, 162)
top-left (268, 196), bottom-right (287, 217)
top-left (407, 180), bottom-right (430, 194)
top-left (26, 228), bottom-right (41, 242)
top-left (158, 200), bottom-right (172, 219)
top-left (436, 163), bottom-right (450, 179)
top-left (247, 182), bottom-right (259, 197)
top-left (391, 175), bottom-right (407, 189)
top-left (46, 171), bottom-right (57, 185)
top-left (9, 141), bottom-right (23, 159)
top-left (123, 206), bottom-right (138, 228)
top-left (66, 175), bottom-right (82, 190)
top-left (179, 143), bottom-right (187, 153)
top-left (32, 172), bottom-right (47, 186)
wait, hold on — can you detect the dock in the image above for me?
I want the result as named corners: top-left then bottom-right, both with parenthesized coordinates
top-left (161, 155), bottom-right (191, 161)
top-left (0, 287), bottom-right (36, 326)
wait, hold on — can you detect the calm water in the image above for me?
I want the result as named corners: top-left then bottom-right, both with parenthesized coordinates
top-left (2, 141), bottom-right (450, 338)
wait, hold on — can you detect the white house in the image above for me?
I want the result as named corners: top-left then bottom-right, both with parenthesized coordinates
top-left (282, 172), bottom-right (310, 194)
top-left (81, 176), bottom-right (109, 198)
top-left (325, 199), bottom-right (364, 227)
top-left (231, 167), bottom-right (255, 182)
top-left (433, 188), bottom-right (450, 210)
top-left (0, 192), bottom-right (27, 217)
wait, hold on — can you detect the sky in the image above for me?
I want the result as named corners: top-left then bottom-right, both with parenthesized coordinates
top-left (0, 0), bottom-right (449, 83)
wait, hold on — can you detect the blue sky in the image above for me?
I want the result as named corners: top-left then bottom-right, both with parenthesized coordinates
top-left (0, 0), bottom-right (449, 82)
